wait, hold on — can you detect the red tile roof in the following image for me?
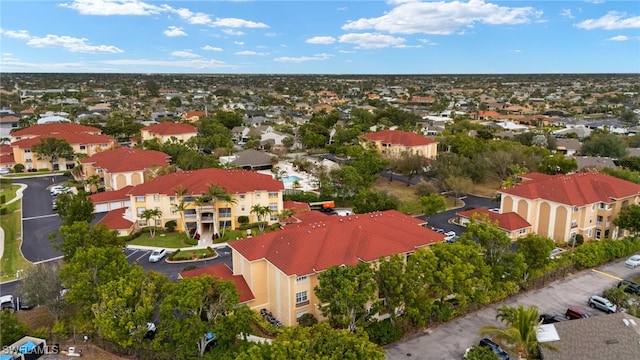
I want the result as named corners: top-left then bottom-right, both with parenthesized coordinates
top-left (89, 186), bottom-right (133, 203)
top-left (12, 133), bottom-right (115, 148)
top-left (180, 263), bottom-right (255, 303)
top-left (230, 210), bottom-right (444, 276)
top-left (80, 147), bottom-right (170, 173)
top-left (520, 172), bottom-right (553, 182)
top-left (141, 122), bottom-right (197, 135)
top-left (363, 129), bottom-right (437, 147)
top-left (283, 200), bottom-right (310, 213)
top-left (0, 116), bottom-right (19, 124)
top-left (184, 111), bottom-right (207, 118)
top-left (97, 208), bottom-right (133, 230)
top-left (128, 168), bottom-right (284, 196)
top-left (10, 123), bottom-right (101, 137)
top-left (499, 172), bottom-right (640, 206)
top-left (456, 208), bottom-right (530, 231)
top-left (0, 154), bottom-right (15, 164)
top-left (0, 145), bottom-right (12, 154)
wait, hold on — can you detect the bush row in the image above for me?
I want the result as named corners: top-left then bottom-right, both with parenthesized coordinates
top-left (251, 311), bottom-right (283, 337)
top-left (572, 237), bottom-right (640, 269)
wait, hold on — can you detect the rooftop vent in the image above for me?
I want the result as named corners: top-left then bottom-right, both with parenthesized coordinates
top-left (605, 339), bottom-right (619, 345)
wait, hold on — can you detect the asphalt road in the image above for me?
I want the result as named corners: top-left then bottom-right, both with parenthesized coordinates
top-left (385, 257), bottom-right (640, 360)
top-left (418, 194), bottom-right (499, 237)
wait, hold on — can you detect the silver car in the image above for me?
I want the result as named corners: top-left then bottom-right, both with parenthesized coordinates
top-left (149, 249), bottom-right (167, 263)
top-left (588, 295), bottom-right (617, 314)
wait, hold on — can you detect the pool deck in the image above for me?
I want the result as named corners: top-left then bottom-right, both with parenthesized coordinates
top-left (258, 161), bottom-right (318, 192)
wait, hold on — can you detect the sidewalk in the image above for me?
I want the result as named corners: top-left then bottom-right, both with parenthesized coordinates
top-left (125, 241), bottom-right (230, 252)
top-left (0, 183), bottom-right (28, 261)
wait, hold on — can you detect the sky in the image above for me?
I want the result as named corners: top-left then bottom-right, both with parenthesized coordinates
top-left (0, 0), bottom-right (639, 74)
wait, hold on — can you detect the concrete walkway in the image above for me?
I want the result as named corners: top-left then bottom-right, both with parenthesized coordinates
top-left (125, 241), bottom-right (231, 252)
top-left (0, 183), bottom-right (28, 261)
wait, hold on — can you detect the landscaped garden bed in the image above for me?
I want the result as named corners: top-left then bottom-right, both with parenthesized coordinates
top-left (168, 246), bottom-right (217, 261)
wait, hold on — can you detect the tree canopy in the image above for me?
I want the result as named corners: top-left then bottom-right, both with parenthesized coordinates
top-left (32, 137), bottom-right (75, 170)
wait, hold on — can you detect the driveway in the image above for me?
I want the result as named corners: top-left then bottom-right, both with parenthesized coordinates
top-left (417, 194), bottom-right (499, 236)
top-left (385, 257), bottom-right (640, 360)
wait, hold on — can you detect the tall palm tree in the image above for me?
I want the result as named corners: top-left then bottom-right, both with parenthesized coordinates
top-left (250, 205), bottom-right (272, 232)
top-left (479, 304), bottom-right (557, 359)
top-left (203, 184), bottom-right (235, 237)
top-left (140, 208), bottom-right (162, 238)
top-left (173, 186), bottom-right (191, 238)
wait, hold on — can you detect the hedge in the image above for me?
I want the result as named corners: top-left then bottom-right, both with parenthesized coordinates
top-left (251, 311), bottom-right (283, 336)
top-left (572, 237), bottom-right (640, 269)
top-left (238, 222), bottom-right (267, 231)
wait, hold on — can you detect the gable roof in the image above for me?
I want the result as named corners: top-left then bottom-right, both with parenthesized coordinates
top-left (128, 168), bottom-right (283, 196)
top-left (362, 129), bottom-right (437, 147)
top-left (539, 312), bottom-right (640, 360)
top-left (10, 123), bottom-right (101, 137)
top-left (499, 172), bottom-right (640, 206)
top-left (12, 133), bottom-right (115, 148)
top-left (456, 208), bottom-right (530, 231)
top-left (229, 210), bottom-right (444, 276)
top-left (179, 263), bottom-right (255, 303)
top-left (80, 147), bottom-right (170, 173)
top-left (231, 149), bottom-right (274, 168)
top-left (141, 122), bottom-right (197, 135)
top-left (89, 186), bottom-right (133, 203)
top-left (97, 208), bottom-right (134, 230)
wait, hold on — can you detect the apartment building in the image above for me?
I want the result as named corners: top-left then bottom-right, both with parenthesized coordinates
top-left (498, 172), bottom-right (640, 242)
top-left (140, 122), bottom-right (197, 144)
top-left (361, 129), bottom-right (438, 159)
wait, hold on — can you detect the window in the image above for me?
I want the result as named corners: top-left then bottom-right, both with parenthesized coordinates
top-left (571, 219), bottom-right (578, 228)
top-left (137, 220), bottom-right (147, 227)
top-left (269, 192), bottom-right (278, 198)
top-left (596, 215), bottom-right (603, 226)
top-left (25, 158), bottom-right (32, 162)
top-left (135, 196), bottom-right (145, 202)
top-left (295, 291), bottom-right (308, 306)
top-left (219, 220), bottom-right (232, 229)
top-left (255, 192), bottom-right (261, 198)
top-left (241, 206), bottom-right (245, 212)
top-left (79, 145), bottom-right (86, 151)
top-left (519, 229), bottom-right (527, 235)
top-left (218, 208), bottom-right (231, 218)
top-left (270, 214), bottom-right (277, 221)
top-left (169, 196), bottom-right (176, 204)
top-left (595, 229), bottom-right (602, 240)
top-left (170, 206), bottom-right (177, 214)
top-left (24, 149), bottom-right (31, 153)
top-left (296, 312), bottom-right (308, 323)
top-left (240, 194), bottom-right (245, 200)
top-left (573, 206), bottom-right (579, 213)
top-left (269, 203), bottom-right (278, 211)
top-left (136, 207), bottom-right (146, 216)
top-left (591, 204), bottom-right (596, 211)
top-left (296, 275), bottom-right (308, 283)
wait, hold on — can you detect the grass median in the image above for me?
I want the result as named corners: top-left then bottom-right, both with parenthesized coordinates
top-left (1, 186), bottom-right (33, 282)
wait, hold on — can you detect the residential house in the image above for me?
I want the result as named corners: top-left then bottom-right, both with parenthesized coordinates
top-left (555, 138), bottom-right (582, 157)
top-left (79, 147), bottom-right (171, 191)
top-left (124, 168), bottom-right (284, 237)
top-left (219, 149), bottom-right (274, 171)
top-left (179, 263), bottom-right (255, 304)
top-left (362, 129), bottom-right (438, 159)
top-left (538, 312), bottom-right (640, 360)
top-left (181, 110), bottom-right (208, 122)
top-left (9, 123), bottom-right (117, 171)
top-left (456, 208), bottom-right (532, 241)
top-left (89, 186), bottom-right (133, 213)
top-left (0, 115), bottom-right (20, 138)
top-left (97, 207), bottom-right (134, 236)
top-left (228, 210), bottom-right (445, 326)
top-left (498, 172), bottom-right (640, 242)
top-left (0, 145), bottom-right (14, 170)
top-left (140, 122), bottom-right (197, 144)
top-left (575, 156), bottom-right (617, 171)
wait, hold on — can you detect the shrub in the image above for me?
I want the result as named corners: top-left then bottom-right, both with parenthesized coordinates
top-left (0, 195), bottom-right (5, 204)
top-left (165, 220), bottom-right (177, 232)
top-left (573, 237), bottom-right (640, 269)
top-left (239, 222), bottom-right (267, 230)
top-left (119, 235), bottom-right (132, 242)
top-left (365, 319), bottom-right (404, 345)
top-left (0, 206), bottom-right (7, 215)
top-left (251, 311), bottom-right (283, 336)
top-left (13, 164), bottom-right (24, 173)
top-left (38, 168), bottom-right (49, 172)
top-left (168, 249), bottom-right (181, 260)
top-left (237, 216), bottom-right (249, 226)
top-left (182, 265), bottom-right (197, 272)
top-left (297, 313), bottom-right (317, 327)
top-left (184, 237), bottom-right (198, 246)
top-left (574, 234), bottom-right (584, 246)
top-left (62, 171), bottom-right (72, 177)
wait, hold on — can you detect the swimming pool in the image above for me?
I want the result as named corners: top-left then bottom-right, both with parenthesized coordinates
top-left (281, 176), bottom-right (302, 183)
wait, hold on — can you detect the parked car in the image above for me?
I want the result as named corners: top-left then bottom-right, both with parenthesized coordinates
top-left (149, 249), bottom-right (167, 263)
top-left (50, 185), bottom-right (72, 196)
top-left (625, 255), bottom-right (640, 268)
top-left (618, 280), bottom-right (640, 295)
top-left (565, 307), bottom-right (590, 320)
top-left (1, 295), bottom-right (15, 312)
top-left (539, 313), bottom-right (565, 324)
top-left (478, 338), bottom-right (510, 360)
top-left (588, 295), bottom-right (617, 314)
top-left (0, 168), bottom-right (12, 175)
top-left (444, 231), bottom-right (457, 242)
top-left (52, 198), bottom-right (58, 210)
top-left (549, 247), bottom-right (566, 259)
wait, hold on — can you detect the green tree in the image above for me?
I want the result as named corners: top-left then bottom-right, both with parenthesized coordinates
top-left (479, 304), bottom-right (555, 359)
top-left (85, 174), bottom-right (102, 193)
top-left (614, 204), bottom-right (640, 236)
top-left (419, 193), bottom-right (447, 221)
top-left (374, 254), bottom-right (405, 325)
top-left (401, 248), bottom-right (439, 327)
top-left (173, 186), bottom-right (192, 238)
top-left (16, 263), bottom-right (66, 320)
top-left (393, 152), bottom-right (428, 184)
top-left (538, 153), bottom-right (578, 175)
top-left (144, 80), bottom-right (160, 97)
top-left (602, 285), bottom-right (630, 313)
top-left (580, 132), bottom-right (628, 159)
top-left (141, 208), bottom-right (162, 237)
top-left (54, 222), bottom-right (124, 261)
top-left (250, 205), bottom-right (272, 232)
top-left (156, 275), bottom-right (239, 358)
top-left (441, 175), bottom-right (473, 206)
top-left (213, 110), bottom-right (243, 129)
top-left (352, 190), bottom-right (399, 213)
top-left (55, 191), bottom-right (95, 226)
top-left (32, 137), bottom-right (75, 171)
top-left (516, 234), bottom-right (555, 278)
top-left (92, 266), bottom-right (169, 349)
top-left (463, 214), bottom-right (513, 277)
top-left (464, 345), bottom-right (500, 360)
top-left (0, 310), bottom-right (29, 347)
top-left (315, 262), bottom-right (377, 332)
top-left (168, 96), bottom-right (182, 107)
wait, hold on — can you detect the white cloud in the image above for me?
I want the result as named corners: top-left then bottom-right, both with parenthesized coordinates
top-left (339, 33), bottom-right (405, 49)
top-left (202, 45), bottom-right (223, 51)
top-left (26, 34), bottom-right (123, 53)
top-left (102, 58), bottom-right (229, 69)
top-left (337, 7), bottom-right (348, 11)
top-left (342, 0), bottom-right (543, 35)
top-left (164, 26), bottom-right (187, 37)
top-left (234, 41), bottom-right (245, 45)
top-left (172, 7), bottom-right (212, 25)
top-left (171, 50), bottom-right (201, 58)
top-left (222, 29), bottom-right (245, 36)
top-left (509, 49), bottom-right (523, 53)
top-left (306, 36), bottom-right (336, 45)
top-left (338, 50), bottom-right (355, 54)
top-left (575, 11), bottom-right (640, 30)
top-left (235, 50), bottom-right (268, 56)
top-left (0, 28), bottom-right (31, 39)
top-left (607, 35), bottom-right (628, 41)
top-left (212, 18), bottom-right (268, 28)
top-left (560, 9), bottom-right (574, 19)
top-left (59, 0), bottom-right (163, 16)
top-left (273, 53), bottom-right (332, 63)
top-left (395, 44), bottom-right (422, 49)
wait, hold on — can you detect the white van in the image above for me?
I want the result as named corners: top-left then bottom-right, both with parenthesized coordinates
top-left (1, 294), bottom-right (15, 311)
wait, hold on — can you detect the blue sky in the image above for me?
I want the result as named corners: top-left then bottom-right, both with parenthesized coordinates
top-left (0, 0), bottom-right (639, 74)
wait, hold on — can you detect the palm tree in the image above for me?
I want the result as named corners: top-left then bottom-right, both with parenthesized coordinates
top-left (203, 184), bottom-right (235, 237)
top-left (602, 286), bottom-right (630, 312)
top-left (140, 208), bottom-right (162, 238)
top-left (86, 174), bottom-right (102, 194)
top-left (173, 186), bottom-right (191, 238)
top-left (479, 304), bottom-right (557, 359)
top-left (250, 205), bottom-right (272, 232)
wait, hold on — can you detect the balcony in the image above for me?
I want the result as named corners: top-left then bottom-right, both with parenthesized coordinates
top-left (295, 300), bottom-right (310, 308)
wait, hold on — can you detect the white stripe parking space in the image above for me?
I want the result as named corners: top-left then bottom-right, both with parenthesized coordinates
top-left (23, 214), bottom-right (59, 221)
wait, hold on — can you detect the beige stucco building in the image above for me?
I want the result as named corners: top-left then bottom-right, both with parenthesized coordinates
top-left (361, 129), bottom-right (438, 159)
top-left (140, 122), bottom-right (197, 144)
top-left (498, 172), bottom-right (640, 242)
top-left (228, 210), bottom-right (445, 326)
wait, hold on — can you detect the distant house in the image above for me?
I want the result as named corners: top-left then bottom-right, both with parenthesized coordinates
top-left (96, 207), bottom-right (134, 236)
top-left (362, 129), bottom-right (438, 159)
top-left (555, 138), bottom-right (582, 157)
top-left (79, 147), bottom-right (171, 191)
top-left (219, 149), bottom-right (274, 170)
top-left (456, 208), bottom-right (531, 241)
top-left (140, 122), bottom-right (197, 144)
top-left (575, 156), bottom-right (617, 171)
top-left (0, 115), bottom-right (20, 138)
top-left (181, 110), bottom-right (208, 122)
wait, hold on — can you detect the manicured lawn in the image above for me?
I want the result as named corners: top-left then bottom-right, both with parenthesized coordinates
top-left (0, 198), bottom-right (33, 282)
top-left (128, 231), bottom-right (191, 248)
top-left (0, 184), bottom-right (20, 203)
top-left (169, 247), bottom-right (217, 261)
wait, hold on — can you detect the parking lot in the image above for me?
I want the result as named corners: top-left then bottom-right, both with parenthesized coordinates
top-left (385, 257), bottom-right (640, 360)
